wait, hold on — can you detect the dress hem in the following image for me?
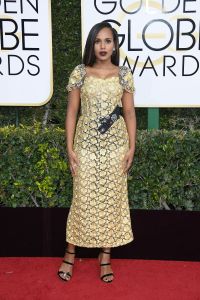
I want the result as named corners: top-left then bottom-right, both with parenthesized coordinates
top-left (65, 236), bottom-right (134, 248)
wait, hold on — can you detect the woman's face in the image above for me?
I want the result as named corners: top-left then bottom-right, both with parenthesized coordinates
top-left (94, 27), bottom-right (115, 62)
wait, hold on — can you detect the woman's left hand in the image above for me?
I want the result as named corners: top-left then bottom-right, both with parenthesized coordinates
top-left (122, 149), bottom-right (135, 174)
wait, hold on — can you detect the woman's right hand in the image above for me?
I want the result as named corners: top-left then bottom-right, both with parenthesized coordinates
top-left (67, 150), bottom-right (79, 177)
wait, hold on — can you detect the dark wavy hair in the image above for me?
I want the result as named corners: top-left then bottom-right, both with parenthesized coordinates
top-left (82, 22), bottom-right (119, 66)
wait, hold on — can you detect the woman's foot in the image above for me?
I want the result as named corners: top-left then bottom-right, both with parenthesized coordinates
top-left (98, 248), bottom-right (114, 283)
top-left (57, 245), bottom-right (76, 281)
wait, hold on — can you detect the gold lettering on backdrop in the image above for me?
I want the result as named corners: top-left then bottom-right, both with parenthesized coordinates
top-left (107, 0), bottom-right (200, 77)
top-left (0, 0), bottom-right (40, 76)
top-left (0, 0), bottom-right (38, 14)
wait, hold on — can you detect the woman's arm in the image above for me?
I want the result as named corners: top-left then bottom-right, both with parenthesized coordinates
top-left (65, 88), bottom-right (81, 176)
top-left (121, 90), bottom-right (137, 173)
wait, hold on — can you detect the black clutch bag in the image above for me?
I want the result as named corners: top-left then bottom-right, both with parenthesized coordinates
top-left (97, 105), bottom-right (123, 134)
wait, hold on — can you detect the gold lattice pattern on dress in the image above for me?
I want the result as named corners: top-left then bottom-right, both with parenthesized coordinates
top-left (65, 64), bottom-right (135, 248)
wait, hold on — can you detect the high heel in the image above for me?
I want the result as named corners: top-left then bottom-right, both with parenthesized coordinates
top-left (57, 249), bottom-right (75, 281)
top-left (98, 249), bottom-right (114, 283)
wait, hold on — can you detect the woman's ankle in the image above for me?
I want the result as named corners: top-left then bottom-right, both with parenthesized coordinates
top-left (66, 242), bottom-right (76, 253)
top-left (102, 247), bottom-right (111, 253)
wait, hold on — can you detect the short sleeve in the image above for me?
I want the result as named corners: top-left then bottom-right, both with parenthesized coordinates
top-left (119, 66), bottom-right (135, 93)
top-left (66, 64), bottom-right (86, 92)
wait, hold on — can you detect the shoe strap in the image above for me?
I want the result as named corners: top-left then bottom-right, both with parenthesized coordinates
top-left (101, 250), bottom-right (111, 254)
top-left (101, 273), bottom-right (114, 280)
top-left (63, 260), bottom-right (74, 265)
top-left (100, 263), bottom-right (111, 266)
top-left (65, 249), bottom-right (75, 255)
top-left (58, 271), bottom-right (72, 278)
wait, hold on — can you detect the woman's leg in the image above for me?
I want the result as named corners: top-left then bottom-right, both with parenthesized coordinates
top-left (99, 247), bottom-right (114, 282)
top-left (58, 242), bottom-right (76, 281)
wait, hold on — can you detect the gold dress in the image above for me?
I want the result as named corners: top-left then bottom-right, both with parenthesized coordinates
top-left (65, 64), bottom-right (134, 248)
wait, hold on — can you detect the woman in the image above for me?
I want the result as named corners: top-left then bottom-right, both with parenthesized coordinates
top-left (58, 21), bottom-right (136, 283)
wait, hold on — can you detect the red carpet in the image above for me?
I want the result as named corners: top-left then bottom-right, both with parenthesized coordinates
top-left (0, 258), bottom-right (200, 300)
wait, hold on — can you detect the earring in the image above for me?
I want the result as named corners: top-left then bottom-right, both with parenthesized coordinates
top-left (113, 48), bottom-right (115, 51)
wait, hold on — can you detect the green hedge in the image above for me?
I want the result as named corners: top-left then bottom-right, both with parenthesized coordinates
top-left (0, 125), bottom-right (72, 208)
top-left (0, 125), bottom-right (199, 210)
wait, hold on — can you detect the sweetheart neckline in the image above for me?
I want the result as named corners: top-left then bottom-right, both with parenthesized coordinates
top-left (84, 64), bottom-right (121, 81)
top-left (84, 75), bottom-right (119, 81)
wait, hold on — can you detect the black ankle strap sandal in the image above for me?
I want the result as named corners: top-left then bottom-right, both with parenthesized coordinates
top-left (57, 249), bottom-right (76, 282)
top-left (99, 250), bottom-right (114, 283)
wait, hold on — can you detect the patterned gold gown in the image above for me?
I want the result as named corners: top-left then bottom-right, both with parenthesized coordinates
top-left (65, 64), bottom-right (134, 248)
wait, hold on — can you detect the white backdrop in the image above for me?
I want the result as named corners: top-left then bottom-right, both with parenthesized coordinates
top-left (81, 0), bottom-right (200, 107)
top-left (0, 0), bottom-right (53, 106)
